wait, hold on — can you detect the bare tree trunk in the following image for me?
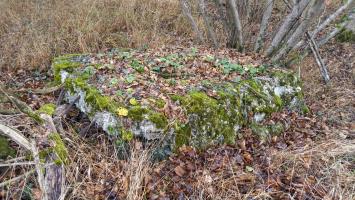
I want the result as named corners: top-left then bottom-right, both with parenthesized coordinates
top-left (226, 0), bottom-right (244, 51)
top-left (213, 0), bottom-right (229, 38)
top-left (272, 0), bottom-right (325, 61)
top-left (180, 0), bottom-right (204, 43)
top-left (198, 0), bottom-right (219, 48)
top-left (254, 0), bottom-right (274, 52)
top-left (266, 0), bottom-right (311, 56)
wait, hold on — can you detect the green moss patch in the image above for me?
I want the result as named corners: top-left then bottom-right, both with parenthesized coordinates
top-left (37, 103), bottom-right (56, 116)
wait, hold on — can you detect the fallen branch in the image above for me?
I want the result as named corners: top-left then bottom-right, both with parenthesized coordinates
top-left (0, 109), bottom-right (20, 115)
top-left (4, 156), bottom-right (26, 163)
top-left (8, 84), bottom-right (63, 95)
top-left (0, 115), bottom-right (67, 199)
top-left (306, 32), bottom-right (330, 83)
top-left (56, 88), bottom-right (66, 106)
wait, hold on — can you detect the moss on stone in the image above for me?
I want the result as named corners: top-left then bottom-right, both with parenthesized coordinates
top-left (174, 123), bottom-right (191, 149)
top-left (128, 106), bottom-right (149, 121)
top-left (96, 96), bottom-right (111, 111)
top-left (273, 95), bottom-right (283, 108)
top-left (121, 129), bottom-right (134, 141)
top-left (269, 122), bottom-right (284, 136)
top-left (178, 91), bottom-right (239, 149)
top-left (49, 133), bottom-right (69, 165)
top-left (38, 148), bottom-right (53, 163)
top-left (170, 94), bottom-right (184, 103)
top-left (37, 103), bottom-right (56, 116)
top-left (53, 51), bottom-right (307, 152)
top-left (53, 57), bottom-right (82, 83)
top-left (148, 112), bottom-right (168, 129)
top-left (250, 123), bottom-right (270, 141)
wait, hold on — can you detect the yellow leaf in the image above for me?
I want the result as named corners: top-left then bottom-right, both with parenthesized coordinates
top-left (129, 98), bottom-right (138, 105)
top-left (117, 107), bottom-right (128, 116)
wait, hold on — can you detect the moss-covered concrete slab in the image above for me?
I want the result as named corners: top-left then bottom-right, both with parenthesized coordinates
top-left (52, 47), bottom-right (308, 151)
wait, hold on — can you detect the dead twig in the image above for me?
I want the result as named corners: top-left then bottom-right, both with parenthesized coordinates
top-left (0, 169), bottom-right (35, 188)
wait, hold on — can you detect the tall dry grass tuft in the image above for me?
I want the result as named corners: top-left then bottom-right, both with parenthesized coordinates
top-left (0, 0), bottom-right (190, 71)
top-left (125, 147), bottom-right (152, 200)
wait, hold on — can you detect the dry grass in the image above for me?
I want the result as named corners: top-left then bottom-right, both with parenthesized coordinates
top-left (270, 138), bottom-right (355, 199)
top-left (0, 0), bottom-right (190, 71)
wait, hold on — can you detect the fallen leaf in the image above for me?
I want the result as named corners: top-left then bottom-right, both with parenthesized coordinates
top-left (174, 165), bottom-right (186, 177)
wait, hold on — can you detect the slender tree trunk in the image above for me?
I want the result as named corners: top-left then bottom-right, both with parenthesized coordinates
top-left (254, 0), bottom-right (274, 52)
top-left (199, 0), bottom-right (219, 48)
top-left (266, 0), bottom-right (310, 56)
top-left (180, 0), bottom-right (204, 43)
top-left (226, 0), bottom-right (244, 51)
top-left (213, 0), bottom-right (230, 38)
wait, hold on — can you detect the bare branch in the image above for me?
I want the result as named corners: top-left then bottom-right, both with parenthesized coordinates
top-left (0, 169), bottom-right (35, 188)
top-left (318, 10), bottom-right (355, 46)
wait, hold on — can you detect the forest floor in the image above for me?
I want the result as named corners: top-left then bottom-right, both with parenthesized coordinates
top-left (0, 39), bottom-right (354, 199)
